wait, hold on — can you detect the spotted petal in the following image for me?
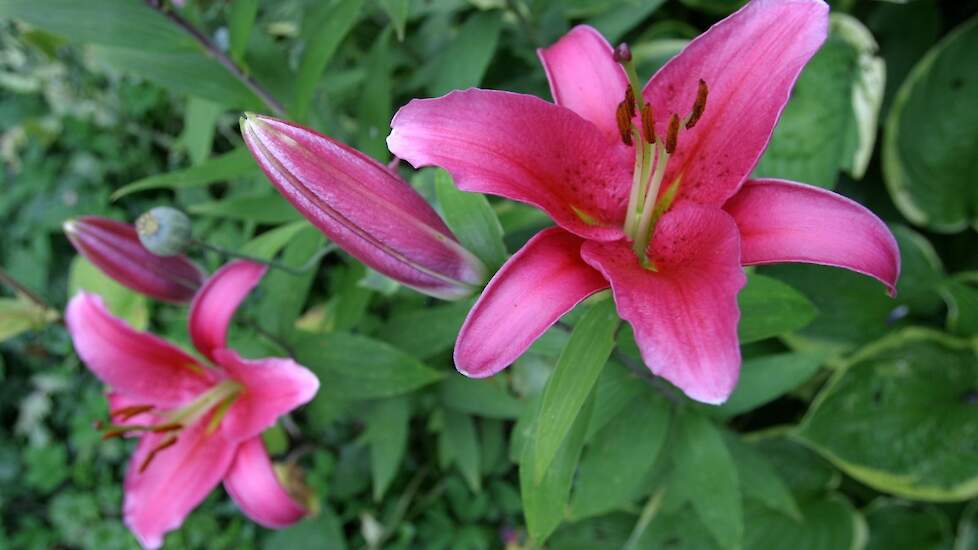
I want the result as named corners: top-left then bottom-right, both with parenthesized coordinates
top-left (581, 204), bottom-right (745, 404)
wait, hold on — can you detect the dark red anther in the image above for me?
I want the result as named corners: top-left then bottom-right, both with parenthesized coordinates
top-left (139, 435), bottom-right (179, 473)
top-left (641, 104), bottom-right (655, 144)
top-left (665, 113), bottom-right (680, 154)
top-left (151, 422), bottom-right (183, 433)
top-left (616, 100), bottom-right (634, 146)
top-left (624, 86), bottom-right (636, 117)
top-left (613, 43), bottom-right (632, 63)
top-left (685, 79), bottom-right (708, 130)
top-left (111, 404), bottom-right (155, 421)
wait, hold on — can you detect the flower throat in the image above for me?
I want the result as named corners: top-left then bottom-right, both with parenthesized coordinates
top-left (613, 44), bottom-right (709, 265)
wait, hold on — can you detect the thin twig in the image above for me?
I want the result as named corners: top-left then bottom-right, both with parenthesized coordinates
top-left (145, 0), bottom-right (287, 117)
top-left (0, 268), bottom-right (51, 310)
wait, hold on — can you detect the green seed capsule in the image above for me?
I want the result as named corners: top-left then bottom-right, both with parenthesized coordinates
top-left (136, 207), bottom-right (192, 257)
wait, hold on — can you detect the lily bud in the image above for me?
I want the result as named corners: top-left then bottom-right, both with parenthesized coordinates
top-left (136, 206), bottom-right (192, 257)
top-left (63, 216), bottom-right (205, 303)
top-left (240, 113), bottom-right (485, 300)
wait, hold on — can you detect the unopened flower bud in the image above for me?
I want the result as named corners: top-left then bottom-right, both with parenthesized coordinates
top-left (240, 113), bottom-right (485, 300)
top-left (136, 206), bottom-right (192, 257)
top-left (63, 216), bottom-right (205, 302)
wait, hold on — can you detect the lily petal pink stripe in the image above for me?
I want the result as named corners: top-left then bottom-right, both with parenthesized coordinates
top-left (388, 89), bottom-right (633, 241)
top-left (242, 114), bottom-right (484, 300)
top-left (215, 349), bottom-right (320, 443)
top-left (725, 178), bottom-right (900, 296)
top-left (64, 216), bottom-right (205, 302)
top-left (642, 0), bottom-right (829, 206)
top-left (189, 261), bottom-right (267, 362)
top-left (224, 437), bottom-right (307, 529)
top-left (537, 25), bottom-right (630, 144)
top-left (124, 421), bottom-right (238, 550)
top-left (581, 204), bottom-right (745, 404)
top-left (65, 293), bottom-right (214, 408)
top-left (455, 227), bottom-right (609, 377)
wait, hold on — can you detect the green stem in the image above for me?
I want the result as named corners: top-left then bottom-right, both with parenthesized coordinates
top-left (191, 240), bottom-right (335, 276)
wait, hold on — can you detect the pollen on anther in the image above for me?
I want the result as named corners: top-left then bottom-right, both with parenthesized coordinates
top-left (616, 100), bottom-right (633, 146)
top-left (685, 79), bottom-right (708, 130)
top-left (666, 114), bottom-right (680, 154)
top-left (641, 104), bottom-right (655, 144)
top-left (623, 86), bottom-right (636, 117)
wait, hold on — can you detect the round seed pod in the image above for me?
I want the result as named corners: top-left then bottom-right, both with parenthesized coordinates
top-left (136, 207), bottom-right (192, 257)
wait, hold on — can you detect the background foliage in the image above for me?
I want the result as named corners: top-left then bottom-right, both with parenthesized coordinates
top-left (1, 0), bottom-right (977, 548)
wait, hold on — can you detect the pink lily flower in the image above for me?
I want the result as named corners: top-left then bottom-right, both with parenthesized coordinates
top-left (64, 216), bottom-right (205, 303)
top-left (65, 260), bottom-right (319, 548)
top-left (240, 113), bottom-right (486, 300)
top-left (388, 0), bottom-right (900, 403)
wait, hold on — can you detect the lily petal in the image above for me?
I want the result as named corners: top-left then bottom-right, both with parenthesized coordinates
top-left (215, 349), bottom-right (319, 442)
top-left (224, 437), bottom-right (307, 529)
top-left (455, 227), bottom-right (609, 377)
top-left (538, 25), bottom-right (630, 144)
top-left (642, 0), bottom-right (829, 205)
top-left (65, 293), bottom-right (214, 408)
top-left (388, 89), bottom-right (633, 241)
top-left (189, 261), bottom-right (267, 362)
top-left (64, 216), bottom-right (205, 302)
top-left (242, 114), bottom-right (484, 300)
top-left (124, 420), bottom-right (237, 549)
top-left (581, 204), bottom-right (745, 404)
top-left (725, 178), bottom-right (900, 295)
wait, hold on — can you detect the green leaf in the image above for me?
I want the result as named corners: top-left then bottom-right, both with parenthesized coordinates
top-left (440, 377), bottom-right (524, 420)
top-left (532, 297), bottom-right (618, 484)
top-left (262, 507), bottom-right (347, 550)
top-left (0, 0), bottom-right (191, 51)
top-left (435, 169), bottom-right (507, 271)
top-left (179, 97), bottom-right (223, 166)
top-left (111, 148), bottom-right (258, 200)
top-left (443, 410), bottom-right (482, 492)
top-left (892, 224), bottom-right (945, 315)
top-left (587, 0), bottom-right (666, 43)
top-left (380, 0), bottom-right (410, 41)
top-left (883, 16), bottom-right (978, 232)
top-left (570, 393), bottom-right (671, 520)
top-left (715, 352), bottom-right (825, 417)
top-left (942, 274), bottom-right (978, 336)
top-left (228, 0), bottom-right (258, 64)
top-left (294, 331), bottom-right (443, 401)
top-left (188, 194), bottom-right (301, 224)
top-left (357, 30), bottom-right (393, 161)
top-left (427, 11), bottom-right (502, 97)
top-left (292, 0), bottom-right (364, 120)
top-left (68, 256), bottom-right (148, 330)
top-left (91, 46), bottom-right (259, 109)
top-left (864, 500), bottom-right (952, 550)
top-left (955, 499), bottom-right (978, 550)
top-left (257, 227), bottom-right (323, 337)
top-left (751, 435), bottom-right (841, 498)
top-left (521, 393), bottom-right (594, 545)
top-left (0, 297), bottom-right (56, 342)
top-left (738, 273), bottom-right (818, 343)
top-left (796, 328), bottom-right (978, 501)
top-left (585, 359), bottom-right (646, 440)
top-left (726, 436), bottom-right (801, 520)
top-left (381, 299), bottom-right (473, 360)
top-left (743, 495), bottom-right (866, 550)
top-left (365, 396), bottom-right (410, 501)
top-left (240, 221), bottom-right (311, 260)
top-left (671, 411), bottom-right (742, 550)
top-left (756, 16), bottom-right (884, 186)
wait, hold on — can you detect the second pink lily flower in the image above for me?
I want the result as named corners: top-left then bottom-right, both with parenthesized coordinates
top-left (388, 0), bottom-right (900, 403)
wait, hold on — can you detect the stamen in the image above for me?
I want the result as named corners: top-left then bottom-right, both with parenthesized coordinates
top-left (111, 404), bottom-right (154, 421)
top-left (616, 100), bottom-right (634, 146)
top-left (624, 87), bottom-right (636, 118)
top-left (151, 422), bottom-right (183, 433)
top-left (685, 79), bottom-right (708, 130)
top-left (641, 104), bottom-right (655, 144)
top-left (139, 435), bottom-right (178, 473)
top-left (665, 114), bottom-right (680, 154)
